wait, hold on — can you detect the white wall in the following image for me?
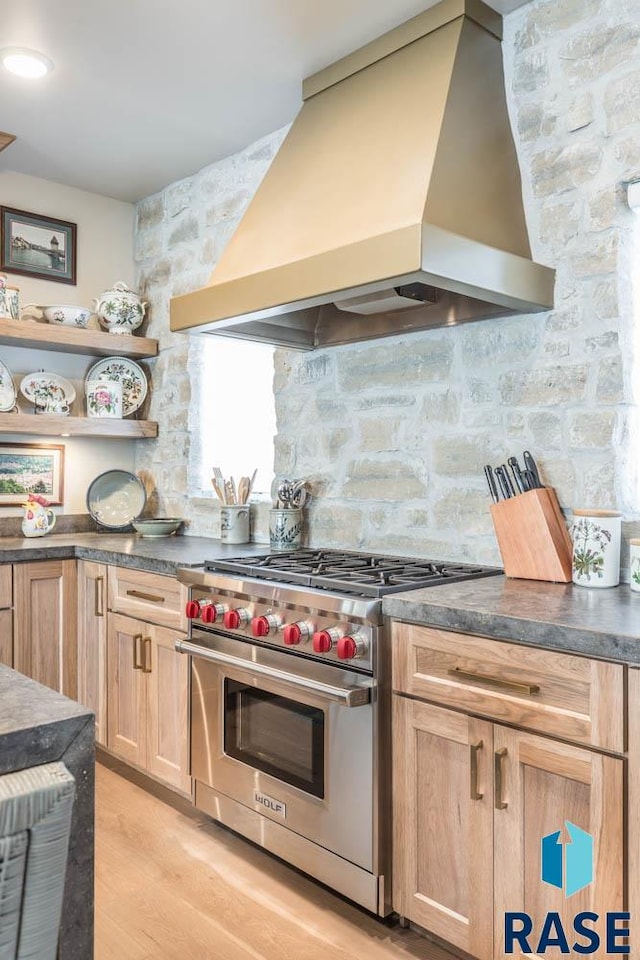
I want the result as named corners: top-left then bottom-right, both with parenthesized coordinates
top-left (0, 171), bottom-right (136, 516)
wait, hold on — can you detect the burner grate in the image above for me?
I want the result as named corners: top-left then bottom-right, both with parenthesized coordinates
top-left (204, 550), bottom-right (500, 598)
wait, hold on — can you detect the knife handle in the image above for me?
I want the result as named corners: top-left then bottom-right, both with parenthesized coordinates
top-left (495, 466), bottom-right (511, 500)
top-left (484, 465), bottom-right (500, 503)
top-left (507, 457), bottom-right (525, 495)
top-left (523, 451), bottom-right (543, 488)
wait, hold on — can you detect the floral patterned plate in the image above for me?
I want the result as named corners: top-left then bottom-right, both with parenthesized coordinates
top-left (85, 357), bottom-right (147, 417)
top-left (20, 372), bottom-right (76, 406)
top-left (0, 358), bottom-right (16, 412)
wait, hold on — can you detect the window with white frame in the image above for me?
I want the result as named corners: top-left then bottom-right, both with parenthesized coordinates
top-left (198, 338), bottom-right (276, 496)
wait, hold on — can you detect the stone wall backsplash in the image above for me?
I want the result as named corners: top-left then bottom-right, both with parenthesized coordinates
top-left (134, 0), bottom-right (640, 569)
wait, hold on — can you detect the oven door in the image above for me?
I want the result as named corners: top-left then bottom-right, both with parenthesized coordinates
top-left (181, 631), bottom-right (375, 872)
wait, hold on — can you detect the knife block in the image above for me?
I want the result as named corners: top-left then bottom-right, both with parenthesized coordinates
top-left (490, 487), bottom-right (573, 583)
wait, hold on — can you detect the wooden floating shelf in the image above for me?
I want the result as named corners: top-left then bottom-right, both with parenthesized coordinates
top-left (0, 318), bottom-right (158, 359)
top-left (0, 414), bottom-right (158, 439)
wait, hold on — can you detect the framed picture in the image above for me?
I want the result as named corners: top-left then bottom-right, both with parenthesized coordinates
top-left (0, 443), bottom-right (64, 505)
top-left (0, 206), bottom-right (77, 285)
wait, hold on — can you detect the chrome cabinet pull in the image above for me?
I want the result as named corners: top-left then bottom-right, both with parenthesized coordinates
top-left (448, 667), bottom-right (540, 696)
top-left (133, 634), bottom-right (144, 671)
top-left (143, 637), bottom-right (152, 673)
top-left (95, 575), bottom-right (105, 618)
top-left (470, 740), bottom-right (483, 801)
top-left (494, 747), bottom-right (508, 810)
top-left (175, 639), bottom-right (371, 707)
top-left (126, 589), bottom-right (165, 604)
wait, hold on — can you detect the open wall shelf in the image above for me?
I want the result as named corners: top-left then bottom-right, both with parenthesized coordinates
top-left (0, 414), bottom-right (158, 439)
top-left (0, 318), bottom-right (158, 359)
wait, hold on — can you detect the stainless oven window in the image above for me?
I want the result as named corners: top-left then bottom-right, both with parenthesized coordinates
top-left (224, 679), bottom-right (325, 798)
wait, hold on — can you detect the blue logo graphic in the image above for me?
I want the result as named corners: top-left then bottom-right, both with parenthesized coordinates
top-left (541, 821), bottom-right (593, 897)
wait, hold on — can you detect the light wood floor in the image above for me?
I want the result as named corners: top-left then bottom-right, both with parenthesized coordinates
top-left (95, 764), bottom-right (454, 960)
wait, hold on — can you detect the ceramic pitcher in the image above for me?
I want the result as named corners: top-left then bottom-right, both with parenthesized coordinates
top-left (22, 498), bottom-right (56, 538)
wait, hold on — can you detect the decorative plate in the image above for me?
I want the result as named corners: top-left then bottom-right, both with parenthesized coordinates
top-left (0, 358), bottom-right (16, 412)
top-left (20, 372), bottom-right (76, 406)
top-left (86, 470), bottom-right (147, 529)
top-left (85, 357), bottom-right (147, 417)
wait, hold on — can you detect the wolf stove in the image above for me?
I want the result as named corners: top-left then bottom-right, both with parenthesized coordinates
top-left (176, 549), bottom-right (499, 916)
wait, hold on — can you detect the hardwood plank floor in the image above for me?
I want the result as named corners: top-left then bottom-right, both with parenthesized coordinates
top-left (95, 764), bottom-right (454, 960)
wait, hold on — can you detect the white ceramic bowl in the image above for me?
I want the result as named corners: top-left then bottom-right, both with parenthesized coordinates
top-left (132, 518), bottom-right (183, 538)
top-left (42, 306), bottom-right (92, 327)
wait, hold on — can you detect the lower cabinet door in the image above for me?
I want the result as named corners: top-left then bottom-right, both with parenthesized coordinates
top-left (77, 560), bottom-right (108, 745)
top-left (107, 613), bottom-right (147, 768)
top-left (0, 608), bottom-right (12, 667)
top-left (493, 725), bottom-right (624, 960)
top-left (146, 624), bottom-right (191, 795)
top-left (393, 695), bottom-right (494, 959)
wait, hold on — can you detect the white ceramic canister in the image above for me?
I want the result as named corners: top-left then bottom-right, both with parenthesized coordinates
top-left (571, 509), bottom-right (622, 588)
top-left (86, 380), bottom-right (123, 419)
top-left (269, 508), bottom-right (303, 551)
top-left (630, 538), bottom-right (640, 592)
top-left (220, 504), bottom-right (250, 544)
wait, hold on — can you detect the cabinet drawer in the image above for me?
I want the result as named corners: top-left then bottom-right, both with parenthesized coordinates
top-left (108, 566), bottom-right (187, 630)
top-left (392, 623), bottom-right (624, 752)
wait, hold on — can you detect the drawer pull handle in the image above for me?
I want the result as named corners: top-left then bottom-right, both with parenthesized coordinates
top-left (470, 740), bottom-right (483, 801)
top-left (448, 667), bottom-right (540, 696)
top-left (143, 637), bottom-right (152, 674)
top-left (126, 589), bottom-right (165, 604)
top-left (95, 575), bottom-right (105, 618)
top-left (494, 747), bottom-right (508, 810)
top-left (133, 634), bottom-right (144, 671)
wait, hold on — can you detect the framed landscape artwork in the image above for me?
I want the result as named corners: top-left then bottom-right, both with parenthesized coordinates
top-left (0, 206), bottom-right (77, 284)
top-left (0, 443), bottom-right (65, 505)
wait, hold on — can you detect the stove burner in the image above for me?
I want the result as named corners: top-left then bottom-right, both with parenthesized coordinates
top-left (204, 549), bottom-right (500, 598)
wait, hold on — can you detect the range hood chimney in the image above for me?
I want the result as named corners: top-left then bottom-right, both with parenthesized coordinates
top-left (171, 0), bottom-right (554, 350)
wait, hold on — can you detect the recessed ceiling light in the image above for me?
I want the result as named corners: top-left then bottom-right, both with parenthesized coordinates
top-left (1, 48), bottom-right (53, 79)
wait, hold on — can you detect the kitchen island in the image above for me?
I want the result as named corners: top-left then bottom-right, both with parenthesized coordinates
top-left (0, 664), bottom-right (94, 960)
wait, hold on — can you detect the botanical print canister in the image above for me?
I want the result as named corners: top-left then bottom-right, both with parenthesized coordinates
top-left (269, 508), bottom-right (302, 551)
top-left (0, 276), bottom-right (20, 320)
top-left (571, 509), bottom-right (622, 588)
top-left (630, 539), bottom-right (640, 592)
top-left (86, 380), bottom-right (123, 418)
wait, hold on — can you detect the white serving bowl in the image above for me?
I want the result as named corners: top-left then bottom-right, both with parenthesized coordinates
top-left (42, 306), bottom-right (92, 327)
top-left (132, 518), bottom-right (183, 538)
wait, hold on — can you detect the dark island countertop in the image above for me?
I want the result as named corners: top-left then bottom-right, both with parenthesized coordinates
top-left (382, 575), bottom-right (640, 665)
top-left (0, 532), bottom-right (267, 575)
top-left (0, 665), bottom-right (95, 960)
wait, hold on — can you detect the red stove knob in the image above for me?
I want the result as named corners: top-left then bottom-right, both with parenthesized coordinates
top-left (251, 614), bottom-right (282, 638)
top-left (223, 608), bottom-right (250, 630)
top-left (284, 621), bottom-right (313, 646)
top-left (201, 602), bottom-right (227, 624)
top-left (186, 600), bottom-right (201, 619)
top-left (313, 629), bottom-right (337, 653)
top-left (337, 635), bottom-right (367, 661)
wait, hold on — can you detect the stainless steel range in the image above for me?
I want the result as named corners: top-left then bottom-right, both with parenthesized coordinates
top-left (176, 550), bottom-right (499, 916)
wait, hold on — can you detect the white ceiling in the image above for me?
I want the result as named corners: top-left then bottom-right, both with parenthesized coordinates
top-left (1, 0), bottom-right (529, 203)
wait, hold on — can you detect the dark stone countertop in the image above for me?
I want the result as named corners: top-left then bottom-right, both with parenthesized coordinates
top-left (0, 532), bottom-right (268, 575)
top-left (382, 575), bottom-right (640, 665)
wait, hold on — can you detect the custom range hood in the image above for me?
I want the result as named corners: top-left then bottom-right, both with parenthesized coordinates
top-left (171, 0), bottom-right (555, 350)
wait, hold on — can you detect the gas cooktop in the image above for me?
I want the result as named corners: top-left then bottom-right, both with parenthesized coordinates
top-left (204, 549), bottom-right (501, 599)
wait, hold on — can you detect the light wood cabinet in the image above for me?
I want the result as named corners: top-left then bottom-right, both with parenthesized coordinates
top-left (393, 696), bottom-right (493, 958)
top-left (107, 612), bottom-right (190, 795)
top-left (13, 559), bottom-right (77, 696)
top-left (493, 726), bottom-right (623, 958)
top-left (0, 565), bottom-right (13, 667)
top-left (392, 622), bottom-right (626, 960)
top-left (108, 565), bottom-right (188, 631)
top-left (77, 560), bottom-right (108, 745)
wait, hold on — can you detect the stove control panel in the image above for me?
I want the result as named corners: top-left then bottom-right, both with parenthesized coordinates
top-left (189, 590), bottom-right (374, 670)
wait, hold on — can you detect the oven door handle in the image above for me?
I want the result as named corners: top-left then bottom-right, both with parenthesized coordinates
top-left (175, 639), bottom-right (371, 707)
